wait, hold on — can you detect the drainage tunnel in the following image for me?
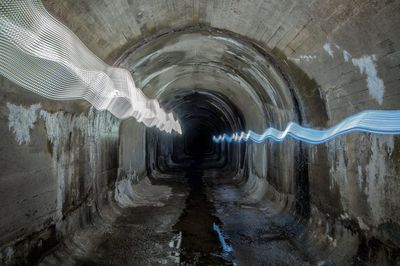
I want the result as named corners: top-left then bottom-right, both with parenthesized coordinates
top-left (1, 1), bottom-right (400, 265)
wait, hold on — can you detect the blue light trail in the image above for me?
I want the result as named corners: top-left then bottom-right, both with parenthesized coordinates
top-left (213, 223), bottom-right (233, 253)
top-left (213, 110), bottom-right (400, 144)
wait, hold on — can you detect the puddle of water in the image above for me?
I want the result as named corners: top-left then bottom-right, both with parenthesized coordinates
top-left (173, 161), bottom-right (235, 265)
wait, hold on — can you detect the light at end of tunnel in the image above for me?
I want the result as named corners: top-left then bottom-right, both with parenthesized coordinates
top-left (213, 110), bottom-right (400, 144)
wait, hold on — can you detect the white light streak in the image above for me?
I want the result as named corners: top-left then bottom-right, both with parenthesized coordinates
top-left (0, 0), bottom-right (181, 134)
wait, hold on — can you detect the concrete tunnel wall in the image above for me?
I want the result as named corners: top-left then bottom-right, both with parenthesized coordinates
top-left (0, 0), bottom-right (399, 264)
top-left (0, 80), bottom-right (120, 264)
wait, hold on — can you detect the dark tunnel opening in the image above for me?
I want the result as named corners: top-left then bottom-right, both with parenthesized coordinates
top-left (183, 120), bottom-right (213, 156)
top-left (144, 90), bottom-right (249, 264)
top-left (147, 90), bottom-right (246, 173)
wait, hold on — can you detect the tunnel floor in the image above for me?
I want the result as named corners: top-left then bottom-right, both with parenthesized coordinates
top-left (40, 166), bottom-right (314, 266)
top-left (173, 162), bottom-right (235, 265)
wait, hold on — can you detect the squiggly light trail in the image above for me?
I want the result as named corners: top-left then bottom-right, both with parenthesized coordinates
top-left (213, 110), bottom-right (400, 144)
top-left (0, 0), bottom-right (181, 134)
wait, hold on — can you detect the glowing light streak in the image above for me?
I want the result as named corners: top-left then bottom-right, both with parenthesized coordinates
top-left (0, 0), bottom-right (181, 134)
top-left (213, 110), bottom-right (400, 144)
top-left (213, 223), bottom-right (233, 253)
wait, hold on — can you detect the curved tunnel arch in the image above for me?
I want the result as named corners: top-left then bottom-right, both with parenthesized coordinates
top-left (118, 29), bottom-right (307, 211)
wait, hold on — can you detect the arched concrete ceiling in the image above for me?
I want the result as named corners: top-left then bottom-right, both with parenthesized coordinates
top-left (43, 0), bottom-right (400, 125)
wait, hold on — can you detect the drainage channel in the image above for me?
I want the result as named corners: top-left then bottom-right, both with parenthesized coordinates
top-left (173, 160), bottom-right (236, 265)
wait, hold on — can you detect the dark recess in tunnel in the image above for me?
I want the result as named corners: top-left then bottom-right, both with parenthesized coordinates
top-left (147, 90), bottom-right (247, 173)
top-left (183, 120), bottom-right (213, 156)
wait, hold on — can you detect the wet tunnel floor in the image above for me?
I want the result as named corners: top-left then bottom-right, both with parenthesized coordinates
top-left (173, 165), bottom-right (235, 265)
top-left (40, 167), bottom-right (313, 266)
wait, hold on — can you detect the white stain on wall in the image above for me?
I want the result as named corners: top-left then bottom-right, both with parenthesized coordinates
top-left (300, 55), bottom-right (317, 62)
top-left (352, 55), bottom-right (385, 105)
top-left (39, 110), bottom-right (88, 150)
top-left (357, 165), bottom-right (363, 191)
top-left (7, 102), bottom-right (120, 221)
top-left (323, 43), bottom-right (334, 58)
top-left (7, 103), bottom-right (41, 144)
top-left (327, 139), bottom-right (348, 194)
top-left (39, 107), bottom-right (119, 220)
top-left (322, 41), bottom-right (385, 104)
top-left (39, 109), bottom-right (89, 220)
top-left (343, 50), bottom-right (352, 62)
top-left (365, 135), bottom-right (394, 223)
top-left (290, 55), bottom-right (318, 63)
